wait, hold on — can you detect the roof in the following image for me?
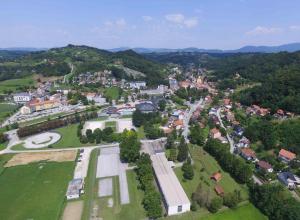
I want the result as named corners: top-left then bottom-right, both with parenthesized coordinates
top-left (14, 92), bottom-right (31, 97)
top-left (210, 128), bottom-right (220, 134)
top-left (214, 185), bottom-right (224, 196)
top-left (66, 178), bottom-right (83, 197)
top-left (136, 102), bottom-right (155, 112)
top-left (211, 172), bottom-right (222, 182)
top-left (278, 172), bottom-right (297, 185)
top-left (241, 148), bottom-right (256, 158)
top-left (151, 153), bottom-right (190, 207)
top-left (257, 160), bottom-right (272, 170)
top-left (279, 149), bottom-right (296, 160)
top-left (174, 119), bottom-right (183, 126)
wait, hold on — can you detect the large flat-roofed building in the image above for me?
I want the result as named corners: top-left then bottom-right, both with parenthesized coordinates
top-left (151, 153), bottom-right (190, 216)
top-left (66, 178), bottom-right (84, 200)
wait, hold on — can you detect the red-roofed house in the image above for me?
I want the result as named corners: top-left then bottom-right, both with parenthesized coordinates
top-left (256, 160), bottom-right (273, 173)
top-left (211, 172), bottom-right (222, 182)
top-left (240, 148), bottom-right (257, 161)
top-left (214, 185), bottom-right (224, 196)
top-left (278, 149), bottom-right (296, 163)
top-left (210, 128), bottom-right (221, 139)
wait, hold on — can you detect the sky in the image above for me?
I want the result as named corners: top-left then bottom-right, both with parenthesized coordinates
top-left (1, 0), bottom-right (300, 49)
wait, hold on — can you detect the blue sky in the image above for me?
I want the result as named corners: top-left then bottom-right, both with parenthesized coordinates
top-left (1, 0), bottom-right (300, 49)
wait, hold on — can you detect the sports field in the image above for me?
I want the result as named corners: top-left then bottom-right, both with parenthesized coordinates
top-left (0, 161), bottom-right (74, 220)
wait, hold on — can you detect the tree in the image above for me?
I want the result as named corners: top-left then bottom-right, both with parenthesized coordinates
top-left (158, 99), bottom-right (166, 111)
top-left (192, 183), bottom-right (211, 208)
top-left (208, 197), bottom-right (223, 213)
top-left (177, 137), bottom-right (188, 162)
top-left (0, 132), bottom-right (7, 143)
top-left (102, 127), bottom-right (114, 142)
top-left (182, 157), bottom-right (194, 180)
top-left (132, 109), bottom-right (144, 127)
top-left (85, 129), bottom-right (94, 143)
top-left (223, 191), bottom-right (240, 208)
top-left (165, 134), bottom-right (175, 149)
top-left (94, 128), bottom-right (102, 144)
top-left (143, 189), bottom-right (162, 219)
top-left (120, 130), bottom-right (141, 163)
top-left (189, 124), bottom-right (205, 146)
top-left (168, 148), bottom-right (177, 161)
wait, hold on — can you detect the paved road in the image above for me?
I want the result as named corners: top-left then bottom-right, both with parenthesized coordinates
top-left (182, 98), bottom-right (204, 143)
top-left (216, 108), bottom-right (235, 154)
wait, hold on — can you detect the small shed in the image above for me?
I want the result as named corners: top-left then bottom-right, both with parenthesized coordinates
top-left (211, 172), bottom-right (222, 182)
top-left (214, 185), bottom-right (224, 197)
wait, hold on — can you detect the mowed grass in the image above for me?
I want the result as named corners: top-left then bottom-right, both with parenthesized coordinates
top-left (52, 124), bottom-right (92, 148)
top-left (0, 76), bottom-right (35, 93)
top-left (175, 146), bottom-right (248, 200)
top-left (0, 103), bottom-right (18, 122)
top-left (0, 161), bottom-right (74, 220)
top-left (97, 170), bottom-right (146, 220)
top-left (166, 203), bottom-right (267, 220)
top-left (104, 87), bottom-right (121, 100)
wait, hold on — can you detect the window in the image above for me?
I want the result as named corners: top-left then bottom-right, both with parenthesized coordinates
top-left (177, 205), bottom-right (182, 212)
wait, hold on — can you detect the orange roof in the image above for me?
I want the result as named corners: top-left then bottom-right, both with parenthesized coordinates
top-left (279, 149), bottom-right (296, 160)
top-left (241, 148), bottom-right (256, 158)
top-left (174, 119), bottom-right (183, 126)
top-left (223, 98), bottom-right (231, 105)
top-left (214, 185), bottom-right (224, 196)
top-left (211, 172), bottom-right (222, 182)
top-left (210, 128), bottom-right (220, 134)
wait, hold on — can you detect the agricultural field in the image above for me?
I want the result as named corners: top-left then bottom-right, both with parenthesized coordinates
top-left (175, 146), bottom-right (248, 201)
top-left (0, 160), bottom-right (74, 220)
top-left (0, 76), bottom-right (35, 93)
top-left (0, 103), bottom-right (18, 122)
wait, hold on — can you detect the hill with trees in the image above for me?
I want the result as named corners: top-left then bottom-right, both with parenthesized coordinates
top-left (0, 45), bottom-right (168, 85)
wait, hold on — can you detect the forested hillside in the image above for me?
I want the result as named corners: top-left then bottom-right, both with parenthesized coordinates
top-left (147, 51), bottom-right (300, 113)
top-left (0, 45), bottom-right (168, 85)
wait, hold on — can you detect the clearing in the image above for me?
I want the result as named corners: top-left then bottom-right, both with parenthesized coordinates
top-left (4, 150), bottom-right (76, 167)
top-left (0, 161), bottom-right (74, 220)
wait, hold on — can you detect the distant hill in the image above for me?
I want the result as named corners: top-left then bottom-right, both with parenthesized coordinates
top-left (110, 42), bottom-right (300, 54)
top-left (0, 45), bottom-right (168, 85)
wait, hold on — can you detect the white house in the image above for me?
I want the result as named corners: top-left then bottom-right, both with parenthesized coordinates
top-left (129, 81), bottom-right (146, 89)
top-left (13, 92), bottom-right (32, 104)
top-left (20, 105), bottom-right (32, 115)
top-left (151, 153), bottom-right (190, 216)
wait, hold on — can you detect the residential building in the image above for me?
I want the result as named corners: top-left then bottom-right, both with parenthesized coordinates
top-left (20, 105), bottom-right (32, 114)
top-left (210, 128), bottom-right (221, 139)
top-left (240, 148), bottom-right (257, 161)
top-left (211, 172), bottom-right (222, 182)
top-left (129, 81), bottom-right (146, 89)
top-left (135, 102), bottom-right (156, 113)
top-left (169, 78), bottom-right (179, 90)
top-left (13, 92), bottom-right (32, 104)
top-left (214, 185), bottom-right (224, 197)
top-left (278, 149), bottom-right (296, 163)
top-left (278, 172), bottom-right (300, 189)
top-left (256, 160), bottom-right (273, 173)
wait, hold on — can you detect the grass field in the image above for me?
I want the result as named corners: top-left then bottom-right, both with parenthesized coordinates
top-left (0, 154), bottom-right (13, 175)
top-left (52, 124), bottom-right (92, 148)
top-left (0, 76), bottom-right (35, 93)
top-left (0, 161), bottom-right (74, 220)
top-left (97, 170), bottom-right (146, 220)
top-left (175, 146), bottom-right (248, 201)
top-left (104, 87), bottom-right (121, 100)
top-left (0, 103), bottom-right (18, 122)
top-left (166, 203), bottom-right (267, 220)
top-left (105, 121), bottom-right (117, 131)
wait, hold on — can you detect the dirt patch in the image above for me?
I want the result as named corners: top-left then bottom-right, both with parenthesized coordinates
top-left (5, 150), bottom-right (77, 167)
top-left (62, 201), bottom-right (83, 220)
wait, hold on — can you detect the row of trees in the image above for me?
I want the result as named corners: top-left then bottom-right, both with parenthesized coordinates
top-left (204, 138), bottom-right (253, 184)
top-left (191, 183), bottom-right (243, 213)
top-left (17, 111), bottom-right (98, 137)
top-left (79, 125), bottom-right (115, 144)
top-left (135, 153), bottom-right (162, 219)
top-left (249, 183), bottom-right (300, 220)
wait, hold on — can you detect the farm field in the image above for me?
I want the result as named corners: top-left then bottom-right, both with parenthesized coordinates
top-left (0, 161), bottom-right (74, 220)
top-left (175, 146), bottom-right (248, 200)
top-left (0, 76), bottom-right (35, 93)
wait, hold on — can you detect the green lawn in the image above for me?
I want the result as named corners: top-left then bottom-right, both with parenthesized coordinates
top-left (104, 87), bottom-right (121, 100)
top-left (0, 161), bottom-right (74, 220)
top-left (0, 154), bottom-right (13, 175)
top-left (0, 103), bottom-right (18, 122)
top-left (0, 76), bottom-right (35, 93)
top-left (137, 126), bottom-right (146, 139)
top-left (97, 170), bottom-right (146, 220)
top-left (175, 146), bottom-right (248, 200)
top-left (52, 124), bottom-right (92, 148)
top-left (166, 203), bottom-right (267, 220)
top-left (105, 121), bottom-right (117, 131)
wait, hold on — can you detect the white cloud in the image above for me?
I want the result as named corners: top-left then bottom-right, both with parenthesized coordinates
top-left (103, 18), bottom-right (127, 30)
top-left (165, 13), bottom-right (198, 28)
top-left (246, 26), bottom-right (282, 35)
top-left (142, 16), bottom-right (153, 22)
top-left (289, 25), bottom-right (300, 31)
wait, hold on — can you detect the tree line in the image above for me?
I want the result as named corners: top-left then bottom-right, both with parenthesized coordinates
top-left (17, 111), bottom-right (98, 137)
top-left (204, 138), bottom-right (253, 184)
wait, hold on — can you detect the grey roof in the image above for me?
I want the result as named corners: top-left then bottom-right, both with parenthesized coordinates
top-left (66, 178), bottom-right (83, 197)
top-left (136, 102), bottom-right (155, 112)
top-left (151, 153), bottom-right (190, 207)
top-left (278, 172), bottom-right (296, 185)
top-left (14, 92), bottom-right (31, 97)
